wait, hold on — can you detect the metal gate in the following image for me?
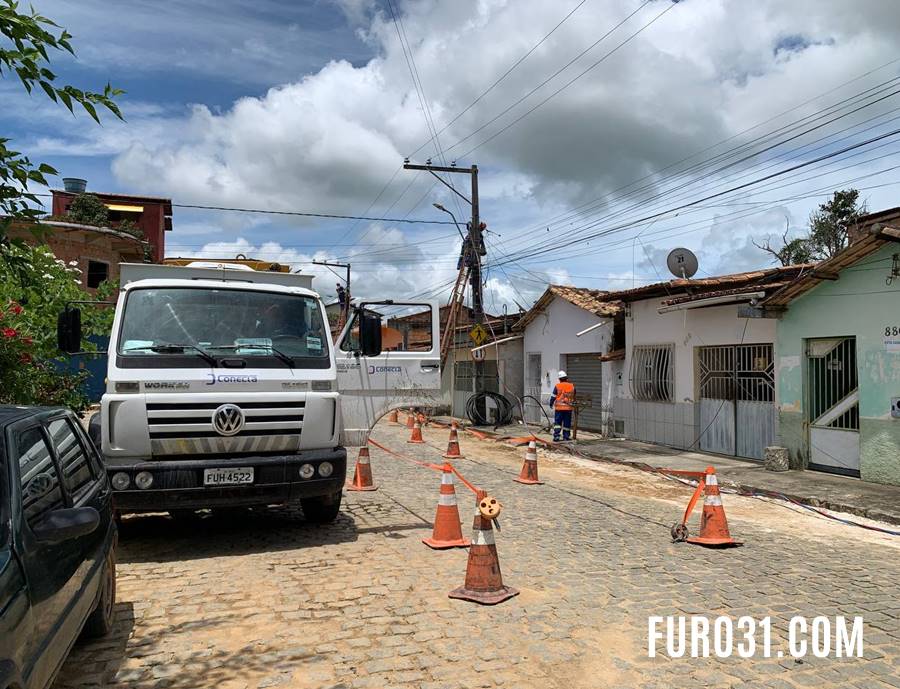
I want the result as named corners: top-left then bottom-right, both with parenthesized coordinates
top-left (697, 344), bottom-right (775, 460)
top-left (524, 353), bottom-right (543, 424)
top-left (806, 337), bottom-right (860, 476)
top-left (565, 353), bottom-right (604, 432)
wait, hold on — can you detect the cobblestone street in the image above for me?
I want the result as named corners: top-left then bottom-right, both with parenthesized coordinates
top-left (54, 421), bottom-right (900, 689)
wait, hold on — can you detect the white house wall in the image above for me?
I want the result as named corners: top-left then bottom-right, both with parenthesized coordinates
top-left (522, 296), bottom-right (614, 424)
top-left (617, 297), bottom-right (778, 450)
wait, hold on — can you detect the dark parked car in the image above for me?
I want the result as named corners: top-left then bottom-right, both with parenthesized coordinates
top-left (0, 406), bottom-right (117, 689)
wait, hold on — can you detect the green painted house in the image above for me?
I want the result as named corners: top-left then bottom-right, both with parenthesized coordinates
top-left (765, 208), bottom-right (900, 486)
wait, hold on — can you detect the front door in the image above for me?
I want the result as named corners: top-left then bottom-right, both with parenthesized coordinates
top-left (698, 344), bottom-right (775, 460)
top-left (806, 337), bottom-right (860, 476)
top-left (336, 302), bottom-right (441, 446)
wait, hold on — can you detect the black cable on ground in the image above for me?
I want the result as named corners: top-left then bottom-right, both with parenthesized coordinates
top-left (465, 391), bottom-right (515, 427)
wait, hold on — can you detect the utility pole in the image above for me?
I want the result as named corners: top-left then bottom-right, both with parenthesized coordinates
top-left (313, 259), bottom-right (351, 326)
top-left (403, 161), bottom-right (487, 408)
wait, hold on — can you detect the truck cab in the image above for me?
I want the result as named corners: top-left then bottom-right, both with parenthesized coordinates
top-left (58, 262), bottom-right (440, 523)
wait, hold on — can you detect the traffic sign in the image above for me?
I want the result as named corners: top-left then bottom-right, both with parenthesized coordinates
top-left (469, 324), bottom-right (489, 346)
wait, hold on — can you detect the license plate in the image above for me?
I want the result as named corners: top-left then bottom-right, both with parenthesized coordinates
top-left (203, 467), bottom-right (254, 486)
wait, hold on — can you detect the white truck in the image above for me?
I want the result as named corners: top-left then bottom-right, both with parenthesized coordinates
top-left (57, 262), bottom-right (441, 523)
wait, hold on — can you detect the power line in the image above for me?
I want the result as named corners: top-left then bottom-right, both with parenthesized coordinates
top-left (169, 202), bottom-right (454, 225)
top-left (406, 0), bottom-right (593, 159)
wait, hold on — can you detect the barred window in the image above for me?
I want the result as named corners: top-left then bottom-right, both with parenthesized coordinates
top-left (630, 345), bottom-right (673, 402)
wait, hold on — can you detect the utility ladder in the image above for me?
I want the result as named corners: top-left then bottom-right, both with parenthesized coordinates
top-left (440, 264), bottom-right (470, 365)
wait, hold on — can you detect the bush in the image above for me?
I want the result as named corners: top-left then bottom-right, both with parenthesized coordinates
top-left (0, 242), bottom-right (114, 411)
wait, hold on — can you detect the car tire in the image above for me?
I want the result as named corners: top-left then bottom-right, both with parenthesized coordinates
top-left (82, 550), bottom-right (116, 638)
top-left (301, 490), bottom-right (343, 524)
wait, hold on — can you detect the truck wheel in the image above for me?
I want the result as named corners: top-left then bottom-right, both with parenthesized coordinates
top-left (301, 490), bottom-right (343, 524)
top-left (82, 550), bottom-right (116, 638)
top-left (88, 414), bottom-right (102, 451)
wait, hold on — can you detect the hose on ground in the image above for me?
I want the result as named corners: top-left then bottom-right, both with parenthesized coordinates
top-left (466, 391), bottom-right (515, 427)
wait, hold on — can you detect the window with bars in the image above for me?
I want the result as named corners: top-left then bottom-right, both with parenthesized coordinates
top-left (630, 345), bottom-right (673, 402)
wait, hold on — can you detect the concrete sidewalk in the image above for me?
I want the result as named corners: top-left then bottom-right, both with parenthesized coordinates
top-left (435, 417), bottom-right (900, 526)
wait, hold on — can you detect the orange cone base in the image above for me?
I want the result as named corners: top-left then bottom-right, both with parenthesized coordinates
top-left (407, 439), bottom-right (425, 444)
top-left (513, 476), bottom-right (543, 485)
top-left (346, 481), bottom-right (378, 492)
top-left (448, 584), bottom-right (519, 605)
top-left (423, 535), bottom-right (471, 550)
top-left (443, 451), bottom-right (465, 459)
top-left (685, 536), bottom-right (742, 547)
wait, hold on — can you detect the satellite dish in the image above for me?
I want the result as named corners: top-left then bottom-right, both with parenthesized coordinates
top-left (666, 247), bottom-right (698, 279)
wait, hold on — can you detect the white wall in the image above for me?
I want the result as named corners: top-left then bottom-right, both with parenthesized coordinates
top-left (623, 298), bottom-right (778, 404)
top-left (522, 297), bottom-right (614, 405)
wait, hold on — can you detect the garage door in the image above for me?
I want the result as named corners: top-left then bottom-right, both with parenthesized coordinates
top-left (565, 353), bottom-right (604, 432)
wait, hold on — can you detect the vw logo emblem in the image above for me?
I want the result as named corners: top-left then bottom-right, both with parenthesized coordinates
top-left (212, 404), bottom-right (245, 436)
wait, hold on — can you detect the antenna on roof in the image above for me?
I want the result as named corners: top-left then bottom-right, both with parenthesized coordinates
top-left (666, 247), bottom-right (698, 279)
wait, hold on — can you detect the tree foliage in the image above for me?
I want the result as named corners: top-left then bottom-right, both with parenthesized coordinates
top-left (66, 192), bottom-right (109, 226)
top-left (0, 0), bottom-right (123, 231)
top-left (754, 189), bottom-right (866, 266)
top-left (1, 0), bottom-right (123, 408)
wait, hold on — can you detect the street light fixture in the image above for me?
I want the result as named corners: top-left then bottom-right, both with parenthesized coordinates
top-left (433, 202), bottom-right (466, 242)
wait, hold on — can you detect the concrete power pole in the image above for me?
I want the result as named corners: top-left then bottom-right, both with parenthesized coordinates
top-left (402, 161), bottom-right (487, 401)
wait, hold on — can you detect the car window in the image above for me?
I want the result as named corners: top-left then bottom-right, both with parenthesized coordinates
top-left (47, 417), bottom-right (96, 501)
top-left (17, 426), bottom-right (65, 530)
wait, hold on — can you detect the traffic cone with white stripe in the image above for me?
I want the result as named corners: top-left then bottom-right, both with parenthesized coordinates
top-left (387, 409), bottom-right (399, 424)
top-left (423, 464), bottom-right (470, 549)
top-left (346, 446), bottom-right (377, 491)
top-left (449, 489), bottom-right (519, 605)
top-left (686, 467), bottom-right (741, 547)
top-left (408, 419), bottom-right (425, 444)
top-left (514, 440), bottom-right (543, 485)
top-left (443, 422), bottom-right (465, 459)
top-left (406, 411), bottom-right (416, 429)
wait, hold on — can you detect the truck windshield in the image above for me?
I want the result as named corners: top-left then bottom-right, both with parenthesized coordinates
top-left (117, 287), bottom-right (329, 366)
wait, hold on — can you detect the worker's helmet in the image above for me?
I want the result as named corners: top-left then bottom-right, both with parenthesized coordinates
top-left (558, 370), bottom-right (567, 379)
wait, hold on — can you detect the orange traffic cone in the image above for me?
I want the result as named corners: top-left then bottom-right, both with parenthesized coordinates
top-left (514, 440), bottom-right (543, 485)
top-left (406, 411), bottom-right (416, 429)
top-left (423, 464), bottom-right (470, 549)
top-left (346, 447), bottom-right (377, 491)
top-left (387, 409), bottom-right (399, 424)
top-left (408, 420), bottom-right (425, 444)
top-left (443, 422), bottom-right (465, 459)
top-left (686, 467), bottom-right (742, 547)
top-left (449, 490), bottom-right (519, 605)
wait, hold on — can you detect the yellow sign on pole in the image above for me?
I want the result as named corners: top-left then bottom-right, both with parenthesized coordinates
top-left (469, 323), bottom-right (489, 346)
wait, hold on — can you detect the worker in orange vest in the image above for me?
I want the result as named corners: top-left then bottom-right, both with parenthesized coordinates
top-left (549, 370), bottom-right (575, 441)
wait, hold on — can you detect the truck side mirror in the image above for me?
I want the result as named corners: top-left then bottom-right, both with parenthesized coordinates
top-left (359, 313), bottom-right (382, 357)
top-left (57, 306), bottom-right (82, 354)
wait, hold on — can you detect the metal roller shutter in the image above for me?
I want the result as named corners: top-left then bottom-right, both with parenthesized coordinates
top-left (565, 353), bottom-right (604, 432)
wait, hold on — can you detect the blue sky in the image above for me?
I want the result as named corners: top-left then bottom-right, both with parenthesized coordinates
top-left (4, 0), bottom-right (900, 308)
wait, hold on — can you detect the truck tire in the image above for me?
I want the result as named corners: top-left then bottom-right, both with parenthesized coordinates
top-left (301, 490), bottom-right (343, 524)
top-left (82, 550), bottom-right (116, 638)
top-left (88, 414), bottom-right (102, 451)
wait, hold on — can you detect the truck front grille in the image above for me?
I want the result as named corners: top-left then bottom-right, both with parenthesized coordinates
top-left (147, 400), bottom-right (304, 456)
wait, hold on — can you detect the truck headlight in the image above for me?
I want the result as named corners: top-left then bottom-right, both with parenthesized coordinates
top-left (317, 461), bottom-right (334, 478)
top-left (299, 464), bottom-right (315, 479)
top-left (114, 381), bottom-right (140, 393)
top-left (135, 471), bottom-right (154, 489)
top-left (111, 472), bottom-right (130, 490)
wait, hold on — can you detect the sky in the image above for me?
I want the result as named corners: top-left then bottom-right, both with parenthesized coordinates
top-left (4, 0), bottom-right (900, 311)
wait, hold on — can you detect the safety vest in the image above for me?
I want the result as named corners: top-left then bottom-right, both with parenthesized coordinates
top-left (554, 381), bottom-right (575, 411)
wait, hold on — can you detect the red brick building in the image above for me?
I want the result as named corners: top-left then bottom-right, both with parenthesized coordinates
top-left (50, 187), bottom-right (172, 262)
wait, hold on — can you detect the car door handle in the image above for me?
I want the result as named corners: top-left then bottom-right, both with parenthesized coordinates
top-left (420, 363), bottom-right (439, 371)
